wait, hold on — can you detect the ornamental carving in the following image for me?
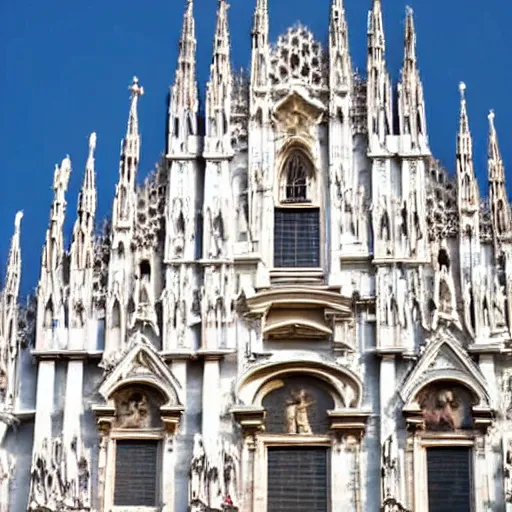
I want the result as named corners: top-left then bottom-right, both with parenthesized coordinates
top-left (269, 25), bottom-right (327, 90)
top-left (113, 386), bottom-right (164, 429)
top-left (28, 436), bottom-right (91, 511)
top-left (189, 434), bottom-right (240, 512)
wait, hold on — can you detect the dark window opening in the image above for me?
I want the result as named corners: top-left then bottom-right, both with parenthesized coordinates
top-left (140, 260), bottom-right (151, 278)
top-left (284, 152), bottom-right (311, 203)
top-left (114, 440), bottom-right (159, 507)
top-left (427, 447), bottom-right (472, 512)
top-left (274, 208), bottom-right (320, 268)
top-left (267, 447), bottom-right (328, 512)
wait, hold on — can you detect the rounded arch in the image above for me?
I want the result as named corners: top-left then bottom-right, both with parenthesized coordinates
top-left (106, 377), bottom-right (178, 407)
top-left (402, 372), bottom-right (489, 411)
top-left (236, 360), bottom-right (362, 409)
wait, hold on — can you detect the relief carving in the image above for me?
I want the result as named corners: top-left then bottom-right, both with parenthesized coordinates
top-left (418, 384), bottom-right (474, 431)
top-left (189, 434), bottom-right (240, 512)
top-left (28, 436), bottom-right (90, 511)
top-left (114, 388), bottom-right (162, 429)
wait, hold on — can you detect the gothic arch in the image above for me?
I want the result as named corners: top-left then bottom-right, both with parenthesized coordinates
top-left (276, 144), bottom-right (318, 205)
top-left (236, 360), bottom-right (362, 409)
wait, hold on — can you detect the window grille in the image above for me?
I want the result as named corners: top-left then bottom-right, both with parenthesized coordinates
top-left (267, 447), bottom-right (328, 512)
top-left (274, 208), bottom-right (320, 268)
top-left (427, 447), bottom-right (472, 512)
top-left (114, 440), bottom-right (159, 506)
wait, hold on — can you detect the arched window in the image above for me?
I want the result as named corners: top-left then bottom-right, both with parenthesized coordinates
top-left (283, 152), bottom-right (310, 203)
top-left (274, 150), bottom-right (320, 268)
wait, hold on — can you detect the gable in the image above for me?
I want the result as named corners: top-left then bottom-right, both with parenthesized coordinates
top-left (98, 334), bottom-right (184, 406)
top-left (399, 328), bottom-right (491, 409)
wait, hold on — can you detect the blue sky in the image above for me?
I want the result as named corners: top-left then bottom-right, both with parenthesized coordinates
top-left (0, 0), bottom-right (510, 296)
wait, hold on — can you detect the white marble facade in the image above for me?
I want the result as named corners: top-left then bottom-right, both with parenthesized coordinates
top-left (2, 0), bottom-right (512, 510)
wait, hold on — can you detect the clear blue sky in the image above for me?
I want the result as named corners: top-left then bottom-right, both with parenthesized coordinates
top-left (0, 0), bottom-right (510, 296)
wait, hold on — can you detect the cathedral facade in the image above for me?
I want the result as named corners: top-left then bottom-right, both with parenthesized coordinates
top-left (1, 0), bottom-right (512, 510)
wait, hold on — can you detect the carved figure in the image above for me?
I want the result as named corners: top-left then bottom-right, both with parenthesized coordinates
top-left (190, 433), bottom-right (207, 507)
top-left (286, 390), bottom-right (314, 434)
top-left (28, 436), bottom-right (91, 511)
top-left (117, 391), bottom-right (150, 428)
top-left (381, 435), bottom-right (398, 501)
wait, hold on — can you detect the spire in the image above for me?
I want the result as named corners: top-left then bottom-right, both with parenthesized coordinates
top-left (168, 0), bottom-right (198, 151)
top-left (488, 110), bottom-right (511, 239)
top-left (456, 82), bottom-right (478, 211)
top-left (124, 77), bottom-right (143, 160)
top-left (252, 0), bottom-right (268, 42)
top-left (367, 0), bottom-right (385, 51)
top-left (205, 0), bottom-right (232, 152)
top-left (250, 0), bottom-right (269, 89)
top-left (404, 6), bottom-right (416, 65)
top-left (397, 6), bottom-right (428, 148)
top-left (367, 0), bottom-right (392, 145)
top-left (71, 133), bottom-right (97, 270)
top-left (2, 211), bottom-right (23, 302)
top-left (42, 156), bottom-right (71, 271)
top-left (78, 133), bottom-right (97, 221)
top-left (113, 77), bottom-right (143, 228)
top-left (0, 210), bottom-right (23, 410)
top-left (329, 0), bottom-right (352, 90)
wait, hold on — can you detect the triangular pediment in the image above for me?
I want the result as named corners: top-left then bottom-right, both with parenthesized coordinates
top-left (400, 328), bottom-right (491, 409)
top-left (99, 334), bottom-right (183, 406)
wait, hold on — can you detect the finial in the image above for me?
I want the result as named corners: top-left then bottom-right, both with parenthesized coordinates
top-left (129, 76), bottom-right (144, 97)
top-left (89, 132), bottom-right (97, 154)
top-left (459, 81), bottom-right (466, 99)
top-left (488, 109), bottom-right (495, 123)
top-left (14, 211), bottom-right (23, 230)
top-left (405, 5), bottom-right (413, 16)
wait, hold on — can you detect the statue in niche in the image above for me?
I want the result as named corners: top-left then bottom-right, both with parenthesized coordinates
top-left (207, 199), bottom-right (225, 259)
top-left (396, 273), bottom-right (408, 328)
top-left (419, 385), bottom-right (473, 431)
top-left (116, 390), bottom-right (151, 429)
top-left (439, 279), bottom-right (453, 317)
top-left (118, 184), bottom-right (129, 220)
top-left (355, 184), bottom-right (368, 245)
top-left (189, 433), bottom-right (207, 508)
top-left (172, 197), bottom-right (186, 257)
top-left (286, 390), bottom-right (315, 435)
top-left (493, 276), bottom-right (507, 329)
top-left (381, 435), bottom-right (398, 501)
